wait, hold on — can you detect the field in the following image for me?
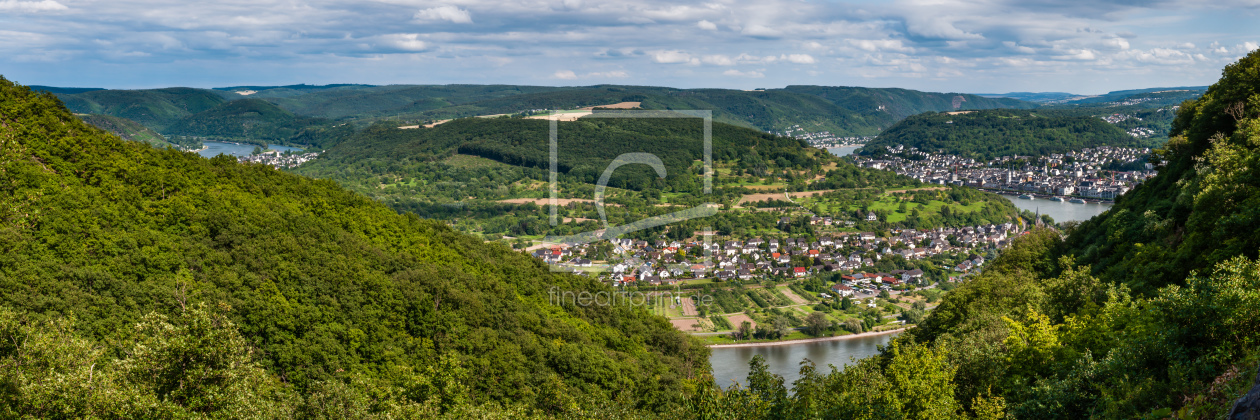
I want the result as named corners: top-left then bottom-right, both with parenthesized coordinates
top-left (725, 313), bottom-right (757, 330)
top-left (498, 198), bottom-right (599, 206)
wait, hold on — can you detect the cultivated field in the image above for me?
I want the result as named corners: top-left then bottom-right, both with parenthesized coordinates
top-left (670, 318), bottom-right (706, 332)
top-left (498, 198), bottom-right (597, 205)
top-left (725, 314), bottom-right (757, 330)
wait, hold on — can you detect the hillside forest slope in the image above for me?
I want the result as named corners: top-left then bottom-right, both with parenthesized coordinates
top-left (0, 77), bottom-right (709, 418)
top-left (860, 109), bottom-right (1153, 160)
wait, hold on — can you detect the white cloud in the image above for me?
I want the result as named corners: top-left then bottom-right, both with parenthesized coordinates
top-left (1117, 48), bottom-right (1196, 65)
top-left (588, 70), bottom-right (629, 78)
top-left (1247, 42), bottom-right (1260, 52)
top-left (381, 34), bottom-right (429, 52)
top-left (553, 70), bottom-right (627, 79)
top-left (733, 53), bottom-right (775, 64)
top-left (723, 69), bottom-right (765, 78)
top-left (902, 15), bottom-right (983, 40)
top-left (1052, 48), bottom-right (1096, 61)
top-left (781, 53), bottom-right (815, 64)
top-left (701, 55), bottom-right (735, 65)
top-left (0, 0), bottom-right (66, 12)
top-left (741, 25), bottom-right (781, 38)
top-left (850, 39), bottom-right (913, 53)
top-left (651, 50), bottom-right (698, 64)
top-left (414, 6), bottom-right (473, 24)
top-left (697, 20), bottom-right (718, 30)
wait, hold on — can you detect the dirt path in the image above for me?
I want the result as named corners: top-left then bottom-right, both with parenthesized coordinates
top-left (581, 101), bottom-right (641, 110)
top-left (738, 190), bottom-right (838, 205)
top-left (707, 328), bottom-right (907, 348)
top-left (681, 297), bottom-right (698, 317)
top-left (778, 287), bottom-right (809, 305)
top-left (524, 111), bottom-right (591, 121)
top-left (885, 186), bottom-right (949, 193)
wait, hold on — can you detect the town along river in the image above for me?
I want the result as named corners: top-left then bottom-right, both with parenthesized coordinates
top-left (708, 331), bottom-right (899, 388)
top-left (824, 146), bottom-right (1113, 223)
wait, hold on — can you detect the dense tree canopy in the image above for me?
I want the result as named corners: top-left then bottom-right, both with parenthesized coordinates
top-left (862, 109), bottom-right (1151, 160)
top-left (0, 77), bottom-right (709, 417)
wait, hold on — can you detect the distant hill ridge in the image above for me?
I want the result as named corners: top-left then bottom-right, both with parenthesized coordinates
top-left (48, 83), bottom-right (1039, 146)
top-left (861, 109), bottom-right (1149, 159)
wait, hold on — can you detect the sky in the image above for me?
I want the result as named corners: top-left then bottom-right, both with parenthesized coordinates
top-left (2, 0), bottom-right (1259, 94)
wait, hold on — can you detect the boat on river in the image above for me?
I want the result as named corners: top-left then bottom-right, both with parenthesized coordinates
top-left (1069, 198), bottom-right (1087, 204)
top-left (1049, 196), bottom-right (1065, 202)
top-left (1018, 194), bottom-right (1035, 200)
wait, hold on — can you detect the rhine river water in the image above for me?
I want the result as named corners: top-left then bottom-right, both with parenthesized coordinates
top-left (197, 141), bottom-right (305, 158)
top-left (709, 332), bottom-right (899, 387)
top-left (1000, 195), bottom-right (1112, 222)
top-left (825, 145), bottom-right (861, 157)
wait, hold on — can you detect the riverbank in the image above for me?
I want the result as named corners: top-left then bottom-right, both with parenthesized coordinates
top-left (706, 328), bottom-right (907, 348)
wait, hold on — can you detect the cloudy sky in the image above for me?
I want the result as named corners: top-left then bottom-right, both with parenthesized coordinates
top-left (2, 0), bottom-right (1258, 94)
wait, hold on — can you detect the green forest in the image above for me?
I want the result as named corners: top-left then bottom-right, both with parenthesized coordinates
top-left (76, 113), bottom-right (199, 149)
top-left (0, 78), bottom-right (709, 418)
top-left (861, 109), bottom-right (1156, 159)
top-left (162, 98), bottom-right (342, 146)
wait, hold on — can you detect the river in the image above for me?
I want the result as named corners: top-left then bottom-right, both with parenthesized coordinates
top-left (1000, 194), bottom-right (1112, 222)
top-left (826, 145), bottom-right (861, 157)
top-left (197, 141), bottom-right (306, 158)
top-left (709, 331), bottom-right (898, 388)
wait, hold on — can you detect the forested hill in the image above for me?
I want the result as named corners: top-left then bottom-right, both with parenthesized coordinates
top-left (162, 98), bottom-right (335, 144)
top-left (306, 116), bottom-right (818, 191)
top-left (860, 109), bottom-right (1148, 159)
top-left (55, 87), bottom-right (229, 131)
top-left (395, 86), bottom-right (1035, 136)
top-left (76, 113), bottom-right (189, 149)
top-left (49, 83), bottom-right (1038, 147)
top-left (0, 78), bottom-right (708, 417)
top-left (1061, 52), bottom-right (1260, 295)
